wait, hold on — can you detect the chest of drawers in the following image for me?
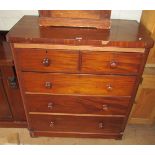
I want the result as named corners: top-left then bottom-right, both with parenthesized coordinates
top-left (7, 16), bottom-right (154, 139)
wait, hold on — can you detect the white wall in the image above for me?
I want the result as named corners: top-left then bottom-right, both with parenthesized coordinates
top-left (111, 10), bottom-right (142, 21)
top-left (0, 10), bottom-right (142, 30)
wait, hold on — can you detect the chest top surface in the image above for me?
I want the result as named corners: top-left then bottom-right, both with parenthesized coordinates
top-left (7, 16), bottom-right (154, 48)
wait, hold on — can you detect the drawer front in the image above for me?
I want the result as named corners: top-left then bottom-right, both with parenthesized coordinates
top-left (22, 72), bottom-right (136, 96)
top-left (29, 114), bottom-right (124, 133)
top-left (15, 48), bottom-right (79, 72)
top-left (81, 51), bottom-right (143, 74)
top-left (26, 94), bottom-right (130, 115)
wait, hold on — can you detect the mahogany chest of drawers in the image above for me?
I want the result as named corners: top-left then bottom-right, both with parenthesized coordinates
top-left (7, 16), bottom-right (154, 139)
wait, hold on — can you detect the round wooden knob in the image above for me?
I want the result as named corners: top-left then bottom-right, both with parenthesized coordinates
top-left (42, 58), bottom-right (50, 66)
top-left (48, 102), bottom-right (53, 109)
top-left (99, 122), bottom-right (104, 128)
top-left (49, 121), bottom-right (54, 128)
top-left (102, 104), bottom-right (108, 110)
top-left (45, 82), bottom-right (52, 89)
top-left (110, 61), bottom-right (117, 69)
top-left (106, 84), bottom-right (113, 91)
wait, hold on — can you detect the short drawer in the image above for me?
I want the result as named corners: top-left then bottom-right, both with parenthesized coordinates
top-left (81, 51), bottom-right (143, 74)
top-left (14, 48), bottom-right (79, 72)
top-left (26, 94), bottom-right (130, 115)
top-left (29, 114), bottom-right (125, 133)
top-left (22, 72), bottom-right (136, 96)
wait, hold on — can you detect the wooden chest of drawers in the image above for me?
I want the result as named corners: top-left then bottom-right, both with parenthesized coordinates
top-left (7, 16), bottom-right (154, 139)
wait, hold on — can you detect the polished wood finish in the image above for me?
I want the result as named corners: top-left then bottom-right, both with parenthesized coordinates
top-left (26, 94), bottom-right (130, 116)
top-left (6, 16), bottom-right (154, 48)
top-left (7, 15), bottom-right (154, 139)
top-left (29, 114), bottom-right (124, 133)
top-left (13, 44), bottom-right (145, 53)
top-left (0, 31), bottom-right (26, 128)
top-left (39, 11), bottom-right (111, 29)
top-left (22, 72), bottom-right (136, 96)
top-left (15, 48), bottom-right (79, 72)
top-left (81, 51), bottom-right (143, 74)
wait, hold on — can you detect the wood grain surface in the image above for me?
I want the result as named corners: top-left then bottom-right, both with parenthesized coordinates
top-left (6, 16), bottom-right (154, 48)
top-left (29, 114), bottom-right (124, 133)
top-left (39, 11), bottom-right (111, 29)
top-left (15, 48), bottom-right (79, 72)
top-left (26, 94), bottom-right (130, 116)
top-left (21, 72), bottom-right (136, 96)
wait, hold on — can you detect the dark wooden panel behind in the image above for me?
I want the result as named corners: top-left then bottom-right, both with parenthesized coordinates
top-left (0, 31), bottom-right (27, 127)
top-left (0, 66), bottom-right (26, 121)
top-left (0, 68), bottom-right (12, 120)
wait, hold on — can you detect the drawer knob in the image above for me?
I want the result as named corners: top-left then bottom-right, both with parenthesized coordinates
top-left (102, 104), bottom-right (108, 110)
top-left (106, 84), bottom-right (113, 91)
top-left (45, 82), bottom-right (52, 89)
top-left (42, 58), bottom-right (50, 66)
top-left (49, 121), bottom-right (54, 128)
top-left (99, 122), bottom-right (104, 128)
top-left (48, 102), bottom-right (53, 109)
top-left (110, 61), bottom-right (117, 69)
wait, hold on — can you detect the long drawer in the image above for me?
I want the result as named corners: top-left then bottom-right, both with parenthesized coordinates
top-left (26, 94), bottom-right (130, 115)
top-left (29, 114), bottom-right (125, 133)
top-left (22, 72), bottom-right (136, 96)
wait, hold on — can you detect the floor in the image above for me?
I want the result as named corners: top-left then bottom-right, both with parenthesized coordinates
top-left (0, 124), bottom-right (155, 145)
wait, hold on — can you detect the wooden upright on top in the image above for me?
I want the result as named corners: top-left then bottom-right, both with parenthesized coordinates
top-left (39, 10), bottom-right (111, 29)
